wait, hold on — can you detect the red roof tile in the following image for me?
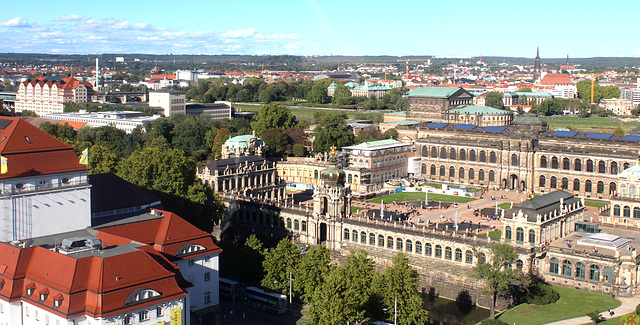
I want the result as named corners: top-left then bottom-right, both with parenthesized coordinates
top-left (540, 73), bottom-right (572, 85)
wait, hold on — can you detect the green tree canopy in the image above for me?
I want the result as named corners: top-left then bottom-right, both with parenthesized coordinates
top-left (88, 144), bottom-right (118, 175)
top-left (293, 245), bottom-right (333, 303)
top-left (485, 92), bottom-right (505, 109)
top-left (473, 243), bottom-right (529, 319)
top-left (250, 103), bottom-right (297, 137)
top-left (313, 112), bottom-right (354, 152)
top-left (261, 128), bottom-right (291, 157)
top-left (378, 253), bottom-right (429, 325)
top-left (261, 237), bottom-right (301, 295)
top-left (332, 84), bottom-right (354, 106)
top-left (517, 87), bottom-right (532, 92)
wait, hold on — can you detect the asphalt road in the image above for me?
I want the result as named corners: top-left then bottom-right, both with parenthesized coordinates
top-left (219, 297), bottom-right (304, 325)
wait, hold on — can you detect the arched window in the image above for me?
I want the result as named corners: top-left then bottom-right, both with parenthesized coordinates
top-left (450, 166), bottom-right (456, 178)
top-left (450, 148), bottom-right (457, 160)
top-left (421, 146), bottom-right (428, 157)
top-left (587, 159), bottom-right (594, 172)
top-left (511, 154), bottom-right (518, 166)
top-left (440, 165), bottom-right (446, 177)
top-left (613, 205), bottom-right (621, 216)
top-left (550, 176), bottom-right (557, 189)
top-left (489, 170), bottom-right (495, 182)
top-left (469, 168), bottom-right (475, 180)
top-left (562, 260), bottom-right (572, 277)
top-left (469, 150), bottom-right (476, 161)
top-left (573, 178), bottom-right (580, 191)
top-left (294, 220), bottom-right (300, 231)
top-left (585, 180), bottom-right (592, 192)
top-left (576, 263), bottom-right (586, 279)
top-left (574, 158), bottom-right (582, 171)
top-left (624, 206), bottom-right (631, 218)
top-left (445, 247), bottom-right (452, 260)
top-left (598, 160), bottom-right (606, 174)
top-left (489, 152), bottom-right (497, 163)
top-left (505, 226), bottom-right (512, 242)
top-left (396, 238), bottom-right (403, 251)
top-left (479, 169), bottom-right (485, 181)
top-left (430, 164), bottom-right (436, 176)
top-left (415, 241), bottom-right (422, 254)
top-left (624, 162), bottom-right (630, 170)
top-left (455, 248), bottom-right (462, 262)
top-left (458, 167), bottom-right (464, 178)
top-left (348, 174), bottom-right (353, 183)
top-left (286, 218), bottom-right (292, 229)
top-left (610, 182), bottom-right (617, 195)
top-left (378, 235), bottom-right (384, 247)
top-left (440, 147), bottom-right (447, 159)
top-left (597, 181), bottom-right (604, 194)
top-left (314, 170), bottom-right (319, 179)
top-left (516, 227), bottom-right (524, 244)
top-left (460, 149), bottom-right (466, 160)
top-left (539, 175), bottom-right (546, 187)
top-left (634, 207), bottom-right (640, 219)
top-left (611, 162), bottom-right (618, 174)
top-left (479, 151), bottom-right (486, 162)
top-left (550, 258), bottom-right (559, 274)
top-left (516, 260), bottom-right (524, 270)
top-left (561, 157), bottom-right (569, 170)
top-left (360, 231), bottom-right (366, 244)
top-left (406, 239), bottom-right (413, 253)
top-left (425, 243), bottom-right (432, 256)
top-left (540, 156), bottom-right (548, 168)
top-left (551, 157), bottom-right (559, 169)
top-left (435, 245), bottom-right (442, 258)
top-left (603, 267), bottom-right (613, 284)
top-left (431, 147), bottom-right (438, 158)
top-left (561, 177), bottom-right (569, 190)
top-left (465, 250), bottom-right (473, 264)
top-left (529, 229), bottom-right (536, 244)
top-left (387, 236), bottom-right (394, 249)
top-left (344, 229), bottom-right (350, 240)
top-left (369, 233), bottom-right (375, 245)
top-left (631, 185), bottom-right (637, 197)
top-left (421, 164), bottom-right (427, 175)
top-left (352, 230), bottom-right (358, 242)
top-left (589, 265), bottom-right (600, 282)
top-left (621, 184), bottom-right (627, 196)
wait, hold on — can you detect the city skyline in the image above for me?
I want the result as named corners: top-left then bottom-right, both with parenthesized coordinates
top-left (1, 0), bottom-right (639, 58)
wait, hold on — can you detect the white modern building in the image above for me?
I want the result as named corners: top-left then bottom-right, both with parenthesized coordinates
top-left (149, 90), bottom-right (186, 116)
top-left (15, 76), bottom-right (95, 116)
top-left (46, 111), bottom-right (162, 133)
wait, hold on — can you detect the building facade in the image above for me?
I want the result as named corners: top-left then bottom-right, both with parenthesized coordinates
top-left (220, 132), bottom-right (264, 159)
top-left (149, 90), bottom-right (186, 116)
top-left (16, 76), bottom-right (94, 116)
top-left (599, 98), bottom-right (635, 116)
top-left (46, 111), bottom-right (162, 133)
top-left (405, 87), bottom-right (473, 121)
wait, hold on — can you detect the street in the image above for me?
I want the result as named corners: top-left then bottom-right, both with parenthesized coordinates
top-left (219, 297), bottom-right (304, 325)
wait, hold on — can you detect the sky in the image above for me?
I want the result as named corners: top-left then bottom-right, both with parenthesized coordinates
top-left (1, 0), bottom-right (638, 58)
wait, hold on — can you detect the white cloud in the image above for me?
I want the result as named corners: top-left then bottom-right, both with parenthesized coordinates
top-left (53, 15), bottom-right (90, 22)
top-left (221, 28), bottom-right (255, 38)
top-left (0, 17), bottom-right (30, 28)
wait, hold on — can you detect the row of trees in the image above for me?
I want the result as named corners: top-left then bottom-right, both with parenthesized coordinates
top-left (222, 236), bottom-right (428, 325)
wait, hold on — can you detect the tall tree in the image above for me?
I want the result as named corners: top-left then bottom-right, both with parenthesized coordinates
top-left (250, 103), bottom-right (297, 136)
top-left (261, 237), bottom-right (301, 295)
top-left (294, 245), bottom-right (333, 303)
top-left (306, 82), bottom-right (329, 104)
top-left (485, 92), bottom-right (505, 109)
top-left (88, 144), bottom-right (118, 175)
top-left (473, 243), bottom-right (529, 319)
top-left (313, 112), bottom-right (354, 152)
top-left (261, 128), bottom-right (291, 157)
top-left (378, 253), bottom-right (429, 325)
top-left (332, 84), bottom-right (353, 106)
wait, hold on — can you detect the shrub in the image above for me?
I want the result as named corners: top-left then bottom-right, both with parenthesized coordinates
top-left (636, 303), bottom-right (640, 315)
top-left (480, 319), bottom-right (508, 325)
top-left (524, 283), bottom-right (560, 305)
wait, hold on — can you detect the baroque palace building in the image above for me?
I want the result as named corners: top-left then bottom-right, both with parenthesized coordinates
top-left (397, 114), bottom-right (640, 201)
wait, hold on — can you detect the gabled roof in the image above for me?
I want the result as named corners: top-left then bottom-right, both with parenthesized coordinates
top-left (540, 74), bottom-right (572, 85)
top-left (0, 117), bottom-right (87, 178)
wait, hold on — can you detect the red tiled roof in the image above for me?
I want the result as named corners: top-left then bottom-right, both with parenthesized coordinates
top-left (58, 120), bottom-right (87, 130)
top-left (540, 74), bottom-right (572, 85)
top-left (0, 117), bottom-right (87, 179)
top-left (149, 74), bottom-right (176, 80)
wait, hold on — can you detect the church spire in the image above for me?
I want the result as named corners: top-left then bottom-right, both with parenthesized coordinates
top-left (533, 47), bottom-right (541, 82)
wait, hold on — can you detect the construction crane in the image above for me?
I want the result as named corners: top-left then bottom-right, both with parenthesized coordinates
top-left (397, 59), bottom-right (427, 79)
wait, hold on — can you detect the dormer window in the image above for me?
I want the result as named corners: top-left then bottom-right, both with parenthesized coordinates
top-left (39, 288), bottom-right (49, 301)
top-left (25, 283), bottom-right (35, 296)
top-left (15, 183), bottom-right (24, 190)
top-left (52, 293), bottom-right (63, 307)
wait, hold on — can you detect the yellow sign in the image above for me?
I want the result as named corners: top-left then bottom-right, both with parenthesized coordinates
top-left (621, 314), bottom-right (640, 325)
top-left (79, 148), bottom-right (88, 166)
top-left (170, 307), bottom-right (182, 325)
top-left (1, 156), bottom-right (6, 174)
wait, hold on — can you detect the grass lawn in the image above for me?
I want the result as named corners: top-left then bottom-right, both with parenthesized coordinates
top-left (366, 192), bottom-right (475, 204)
top-left (232, 103), bottom-right (363, 121)
top-left (497, 285), bottom-right (620, 325)
top-left (585, 200), bottom-right (608, 208)
top-left (477, 230), bottom-right (502, 238)
top-left (596, 313), bottom-right (640, 324)
top-left (351, 206), bottom-right (364, 213)
top-left (498, 202), bottom-right (515, 210)
top-left (542, 115), bottom-right (640, 133)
